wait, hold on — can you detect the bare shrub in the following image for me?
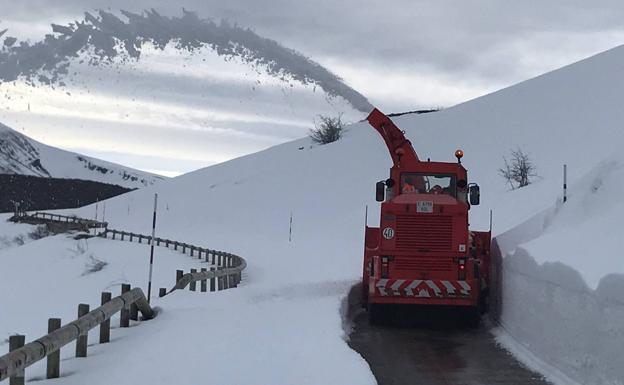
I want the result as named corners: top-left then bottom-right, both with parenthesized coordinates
top-left (29, 225), bottom-right (50, 240)
top-left (82, 255), bottom-right (108, 275)
top-left (12, 235), bottom-right (24, 246)
top-left (309, 114), bottom-right (344, 144)
top-left (498, 148), bottom-right (538, 189)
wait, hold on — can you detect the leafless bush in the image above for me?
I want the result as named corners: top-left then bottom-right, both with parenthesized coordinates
top-left (498, 148), bottom-right (538, 189)
top-left (12, 235), bottom-right (24, 245)
top-left (83, 255), bottom-right (108, 275)
top-left (309, 114), bottom-right (344, 144)
top-left (29, 225), bottom-right (50, 240)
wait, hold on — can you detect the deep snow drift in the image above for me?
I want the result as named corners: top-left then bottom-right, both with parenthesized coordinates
top-left (3, 44), bottom-right (624, 384)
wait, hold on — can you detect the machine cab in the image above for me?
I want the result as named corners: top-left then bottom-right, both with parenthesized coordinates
top-left (376, 158), bottom-right (480, 207)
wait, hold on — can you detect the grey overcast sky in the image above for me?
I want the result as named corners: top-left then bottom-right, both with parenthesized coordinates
top-left (1, 1), bottom-right (624, 175)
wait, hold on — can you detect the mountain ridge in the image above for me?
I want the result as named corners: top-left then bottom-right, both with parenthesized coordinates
top-left (0, 122), bottom-right (164, 188)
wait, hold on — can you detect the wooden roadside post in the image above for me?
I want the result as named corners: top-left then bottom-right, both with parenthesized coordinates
top-left (210, 267), bottom-right (216, 292)
top-left (120, 284), bottom-right (130, 327)
top-left (190, 269), bottom-right (197, 291)
top-left (176, 269), bottom-right (183, 283)
top-left (100, 292), bottom-right (112, 343)
top-left (217, 267), bottom-right (224, 290)
top-left (201, 268), bottom-right (207, 292)
top-left (9, 334), bottom-right (25, 385)
top-left (76, 304), bottom-right (89, 357)
top-left (130, 297), bottom-right (139, 321)
top-left (47, 318), bottom-right (61, 379)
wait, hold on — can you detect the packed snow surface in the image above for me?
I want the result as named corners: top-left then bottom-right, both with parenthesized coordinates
top-left (3, 43), bottom-right (624, 384)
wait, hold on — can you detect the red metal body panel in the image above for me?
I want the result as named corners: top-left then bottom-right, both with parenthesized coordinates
top-left (363, 109), bottom-right (491, 311)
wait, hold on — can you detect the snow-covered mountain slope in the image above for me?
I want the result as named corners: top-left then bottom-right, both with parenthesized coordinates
top-left (4, 45), bottom-right (624, 384)
top-left (0, 122), bottom-right (164, 188)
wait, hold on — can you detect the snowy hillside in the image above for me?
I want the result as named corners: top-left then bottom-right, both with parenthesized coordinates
top-left (3, 44), bottom-right (624, 384)
top-left (0, 122), bottom-right (164, 188)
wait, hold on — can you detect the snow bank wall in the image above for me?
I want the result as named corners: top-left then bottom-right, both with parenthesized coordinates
top-left (492, 207), bottom-right (624, 385)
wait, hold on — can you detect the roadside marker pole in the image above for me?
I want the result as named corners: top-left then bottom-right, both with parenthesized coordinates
top-left (147, 193), bottom-right (158, 304)
top-left (94, 198), bottom-right (99, 236)
top-left (289, 212), bottom-right (293, 242)
top-left (563, 164), bottom-right (567, 203)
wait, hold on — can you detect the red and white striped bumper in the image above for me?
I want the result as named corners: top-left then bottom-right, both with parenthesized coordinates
top-left (370, 278), bottom-right (472, 298)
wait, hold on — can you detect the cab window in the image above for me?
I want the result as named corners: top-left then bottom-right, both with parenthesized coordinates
top-left (401, 173), bottom-right (457, 197)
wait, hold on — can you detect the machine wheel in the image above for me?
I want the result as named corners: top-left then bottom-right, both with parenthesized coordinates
top-left (361, 285), bottom-right (369, 309)
top-left (478, 289), bottom-right (490, 314)
top-left (466, 307), bottom-right (481, 328)
top-left (368, 303), bottom-right (385, 325)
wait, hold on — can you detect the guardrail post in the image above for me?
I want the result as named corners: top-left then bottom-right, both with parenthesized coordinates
top-left (217, 252), bottom-right (222, 267)
top-left (47, 318), bottom-right (61, 379)
top-left (120, 284), bottom-right (130, 328)
top-left (9, 334), bottom-right (25, 385)
top-left (156, 238), bottom-right (161, 246)
top-left (159, 288), bottom-right (167, 297)
top-left (201, 268), bottom-right (207, 292)
top-left (100, 292), bottom-right (111, 343)
top-left (217, 267), bottom-right (224, 290)
top-left (190, 247), bottom-right (194, 257)
top-left (174, 242), bottom-right (178, 251)
top-left (166, 240), bottom-right (170, 248)
top-left (139, 235), bottom-right (143, 244)
top-left (210, 267), bottom-right (216, 291)
top-left (112, 230), bottom-right (116, 240)
top-left (176, 270), bottom-right (183, 283)
top-left (130, 294), bottom-right (139, 321)
top-left (204, 249), bottom-right (209, 263)
top-left (76, 304), bottom-right (89, 357)
top-left (121, 232), bottom-right (125, 241)
top-left (190, 269), bottom-right (197, 291)
top-left (129, 233), bottom-right (133, 242)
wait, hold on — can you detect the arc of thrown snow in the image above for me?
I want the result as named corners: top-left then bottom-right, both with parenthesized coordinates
top-left (0, 9), bottom-right (372, 112)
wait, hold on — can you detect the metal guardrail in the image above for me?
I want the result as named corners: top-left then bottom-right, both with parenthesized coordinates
top-left (0, 288), bottom-right (153, 382)
top-left (99, 229), bottom-right (246, 294)
top-left (11, 211), bottom-right (108, 230)
top-left (3, 213), bottom-right (247, 383)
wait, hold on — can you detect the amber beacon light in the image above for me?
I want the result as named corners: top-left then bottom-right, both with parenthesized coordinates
top-left (455, 149), bottom-right (464, 163)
